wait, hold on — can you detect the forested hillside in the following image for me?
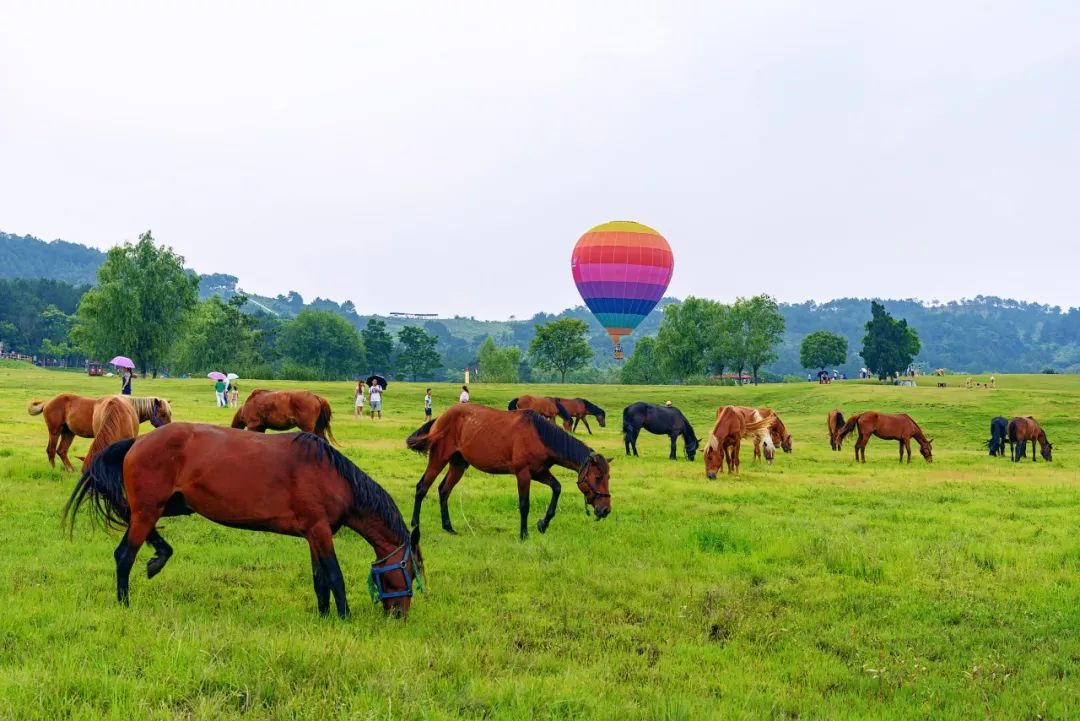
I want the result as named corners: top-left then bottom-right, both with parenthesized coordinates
top-left (0, 233), bottom-right (105, 286)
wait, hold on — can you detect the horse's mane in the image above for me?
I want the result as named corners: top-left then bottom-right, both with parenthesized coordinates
top-left (552, 399), bottom-right (573, 424)
top-left (292, 434), bottom-right (408, 542)
top-left (128, 396), bottom-right (164, 420)
top-left (673, 408), bottom-right (697, 442)
top-left (523, 410), bottom-right (591, 466)
top-left (507, 398), bottom-right (519, 411)
top-left (580, 399), bottom-right (604, 416)
top-left (84, 398), bottom-right (138, 470)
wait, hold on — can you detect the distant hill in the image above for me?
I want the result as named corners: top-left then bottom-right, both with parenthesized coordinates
top-left (0, 232), bottom-right (105, 286)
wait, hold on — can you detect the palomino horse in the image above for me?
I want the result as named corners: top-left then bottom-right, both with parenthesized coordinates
top-left (827, 409), bottom-right (845, 451)
top-left (622, 402), bottom-right (700, 461)
top-left (704, 406), bottom-right (774, 478)
top-left (27, 394), bottom-right (172, 471)
top-left (550, 398), bottom-right (607, 434)
top-left (1007, 416), bottom-right (1053, 462)
top-left (507, 395), bottom-right (573, 429)
top-left (81, 396), bottom-right (141, 472)
top-left (834, 412), bottom-right (933, 463)
top-left (65, 424), bottom-right (423, 617)
top-left (406, 405), bottom-right (611, 539)
top-left (987, 416), bottom-right (1009, 457)
top-left (232, 389), bottom-right (337, 443)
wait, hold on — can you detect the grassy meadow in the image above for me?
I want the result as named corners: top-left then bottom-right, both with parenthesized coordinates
top-left (1, 361), bottom-right (1078, 720)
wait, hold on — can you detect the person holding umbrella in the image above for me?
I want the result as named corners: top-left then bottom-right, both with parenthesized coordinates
top-left (110, 356), bottom-right (135, 395)
top-left (208, 372), bottom-right (227, 407)
top-left (367, 374), bottom-right (386, 420)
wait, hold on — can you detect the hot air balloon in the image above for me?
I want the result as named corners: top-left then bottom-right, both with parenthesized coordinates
top-left (571, 220), bottom-right (674, 359)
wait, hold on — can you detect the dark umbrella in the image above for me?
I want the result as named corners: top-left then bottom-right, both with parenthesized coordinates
top-left (367, 374), bottom-right (388, 389)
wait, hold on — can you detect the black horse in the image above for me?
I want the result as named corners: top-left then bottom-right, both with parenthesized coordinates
top-left (987, 416), bottom-right (1009, 457)
top-left (622, 402), bottom-right (700, 460)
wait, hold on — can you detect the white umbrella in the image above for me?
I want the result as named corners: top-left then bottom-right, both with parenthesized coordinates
top-left (226, 373), bottom-right (239, 380)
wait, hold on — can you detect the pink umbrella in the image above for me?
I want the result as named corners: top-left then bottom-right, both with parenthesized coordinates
top-left (207, 372), bottom-right (227, 380)
top-left (109, 356), bottom-right (135, 369)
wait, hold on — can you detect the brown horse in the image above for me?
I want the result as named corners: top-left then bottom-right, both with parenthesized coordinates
top-left (81, 396), bottom-right (141, 472)
top-left (507, 395), bottom-right (574, 429)
top-left (827, 409), bottom-right (845, 451)
top-left (550, 398), bottom-right (607, 434)
top-left (1007, 416), bottom-right (1053, 462)
top-left (407, 405), bottom-right (611, 539)
top-left (64, 423), bottom-right (423, 617)
top-left (763, 409), bottom-right (793, 454)
top-left (704, 406), bottom-right (774, 478)
top-left (27, 394), bottom-right (172, 471)
top-left (835, 412), bottom-right (933, 463)
top-left (232, 389), bottom-right (337, 443)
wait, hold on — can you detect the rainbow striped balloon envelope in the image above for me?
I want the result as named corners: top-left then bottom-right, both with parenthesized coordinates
top-left (571, 220), bottom-right (674, 353)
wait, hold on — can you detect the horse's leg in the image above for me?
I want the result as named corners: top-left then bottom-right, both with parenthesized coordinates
top-left (57, 429), bottom-right (77, 472)
top-left (753, 438), bottom-right (761, 462)
top-left (732, 439), bottom-right (741, 476)
top-left (114, 508), bottom-right (161, 606)
top-left (669, 433), bottom-right (677, 460)
top-left (573, 417), bottom-right (580, 432)
top-left (515, 468), bottom-right (532, 540)
top-left (581, 417), bottom-right (592, 435)
top-left (631, 427), bottom-right (640, 456)
top-left (411, 451), bottom-right (452, 529)
top-left (899, 439), bottom-right (906, 463)
top-left (145, 528), bottom-right (173, 579)
top-left (309, 547), bottom-right (330, 616)
top-left (306, 523), bottom-right (348, 618)
top-left (437, 460), bottom-right (469, 534)
top-left (46, 428), bottom-right (60, 468)
top-left (533, 470), bottom-right (562, 534)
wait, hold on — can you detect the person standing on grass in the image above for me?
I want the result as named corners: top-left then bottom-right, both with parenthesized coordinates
top-left (120, 368), bottom-right (132, 396)
top-left (354, 379), bottom-right (366, 418)
top-left (424, 388), bottom-right (433, 419)
top-left (214, 378), bottom-right (226, 407)
top-left (368, 380), bottom-right (383, 420)
top-left (230, 383), bottom-right (239, 408)
top-left (459, 385), bottom-right (469, 403)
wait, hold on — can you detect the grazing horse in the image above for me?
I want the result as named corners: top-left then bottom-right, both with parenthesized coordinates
top-left (406, 405), bottom-right (611, 539)
top-left (987, 416), bottom-right (1009, 457)
top-left (507, 395), bottom-right (574, 429)
top-left (27, 394), bottom-right (172, 471)
top-left (704, 406), bottom-right (774, 478)
top-left (551, 398), bottom-right (607, 434)
top-left (232, 389), bottom-right (337, 443)
top-left (64, 424), bottom-right (423, 617)
top-left (827, 409), bottom-right (845, 451)
top-left (1007, 417), bottom-right (1053, 462)
top-left (622, 402), bottom-right (700, 460)
top-left (754, 407), bottom-right (793, 458)
top-left (81, 396), bottom-right (141, 472)
top-left (835, 412), bottom-right (933, 463)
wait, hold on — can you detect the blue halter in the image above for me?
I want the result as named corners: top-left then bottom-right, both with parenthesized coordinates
top-left (367, 543), bottom-right (424, 604)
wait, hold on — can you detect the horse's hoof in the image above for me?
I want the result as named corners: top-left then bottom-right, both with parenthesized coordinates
top-left (442, 525), bottom-right (458, 535)
top-left (537, 519), bottom-right (548, 533)
top-left (146, 557), bottom-right (168, 580)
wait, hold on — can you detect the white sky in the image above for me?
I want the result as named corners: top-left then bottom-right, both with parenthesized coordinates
top-left (2, 1), bottom-right (1078, 318)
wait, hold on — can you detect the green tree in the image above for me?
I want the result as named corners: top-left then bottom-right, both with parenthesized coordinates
top-left (621, 336), bottom-right (661, 384)
top-left (361, 318), bottom-right (394, 371)
top-left (278, 309), bottom-right (366, 380)
top-left (70, 231), bottom-right (199, 375)
top-left (861, 301), bottom-right (921, 381)
top-left (799, 330), bottom-right (848, 371)
top-left (172, 297), bottom-right (260, 375)
top-left (529, 318), bottom-right (593, 383)
top-left (737, 294), bottom-right (786, 384)
top-left (476, 336), bottom-right (521, 382)
top-left (654, 297), bottom-right (719, 381)
top-left (397, 326), bottom-right (442, 381)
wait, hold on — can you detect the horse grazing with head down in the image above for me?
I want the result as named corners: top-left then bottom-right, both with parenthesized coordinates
top-left (827, 409), bottom-right (845, 451)
top-left (987, 416), bottom-right (1009, 457)
top-left (1007, 416), bottom-right (1052, 462)
top-left (406, 405), bottom-right (611, 539)
top-left (232, 389), bottom-right (336, 443)
top-left (65, 423), bottom-right (423, 617)
top-left (27, 393), bottom-right (171, 471)
top-left (704, 406), bottom-right (775, 478)
top-left (622, 402), bottom-right (700, 460)
top-left (507, 395), bottom-right (574, 429)
top-left (835, 412), bottom-right (933, 463)
top-left (549, 398), bottom-right (606, 434)
top-left (81, 396), bottom-right (141, 472)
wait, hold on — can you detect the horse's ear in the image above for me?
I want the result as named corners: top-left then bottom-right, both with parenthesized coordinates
top-left (605, 456), bottom-right (614, 465)
top-left (410, 525), bottom-right (421, 549)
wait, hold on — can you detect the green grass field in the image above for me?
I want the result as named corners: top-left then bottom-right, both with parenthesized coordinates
top-left (1, 361), bottom-right (1078, 720)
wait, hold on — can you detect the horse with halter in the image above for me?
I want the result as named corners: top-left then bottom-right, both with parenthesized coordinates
top-left (827, 409), bottom-right (846, 451)
top-left (1007, 416), bottom-right (1053, 462)
top-left (622, 402), bottom-right (700, 461)
top-left (703, 406), bottom-right (775, 478)
top-left (406, 405), bottom-right (611, 539)
top-left (232, 389), bottom-right (337, 443)
top-left (65, 423), bottom-right (423, 617)
top-left (549, 398), bottom-right (607, 434)
top-left (834, 411), bottom-right (933, 463)
top-left (987, 416), bottom-right (1009, 457)
top-left (27, 393), bottom-right (171, 471)
top-left (507, 395), bottom-right (574, 429)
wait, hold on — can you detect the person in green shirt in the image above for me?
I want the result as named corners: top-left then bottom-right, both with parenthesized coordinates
top-left (214, 379), bottom-right (226, 407)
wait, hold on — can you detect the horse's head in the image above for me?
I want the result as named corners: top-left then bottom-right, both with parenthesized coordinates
top-left (596, 410), bottom-right (607, 428)
top-left (763, 438), bottom-right (776, 464)
top-left (577, 453), bottom-right (611, 519)
top-left (1042, 442), bottom-right (1053, 461)
top-left (369, 526), bottom-right (424, 618)
top-left (920, 437), bottom-right (934, 462)
top-left (781, 434), bottom-right (793, 453)
top-left (685, 436), bottom-right (701, 461)
top-left (704, 437), bottom-right (723, 479)
top-left (152, 398), bottom-right (173, 427)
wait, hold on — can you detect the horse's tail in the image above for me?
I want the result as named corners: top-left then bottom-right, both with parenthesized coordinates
top-left (315, 396), bottom-right (337, 446)
top-left (507, 398), bottom-right (519, 411)
top-left (834, 410), bottom-right (845, 430)
top-left (406, 419), bottom-right (439, 453)
top-left (1007, 419), bottom-right (1018, 443)
top-left (83, 399), bottom-right (138, 471)
top-left (746, 414), bottom-right (775, 449)
top-left (64, 437), bottom-right (136, 534)
top-left (836, 414), bottom-right (861, 445)
top-left (27, 399), bottom-right (45, 416)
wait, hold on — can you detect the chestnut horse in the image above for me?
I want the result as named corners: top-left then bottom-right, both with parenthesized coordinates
top-left (232, 389), bottom-right (337, 443)
top-left (65, 424), bottom-right (423, 617)
top-left (507, 395), bottom-right (573, 429)
top-left (703, 406), bottom-right (774, 478)
top-left (834, 412), bottom-right (933, 463)
top-left (1007, 416), bottom-right (1052, 462)
top-left (27, 394), bottom-right (172, 471)
top-left (406, 405), bottom-right (611, 539)
top-left (827, 409), bottom-right (845, 451)
top-left (551, 398), bottom-right (607, 434)
top-left (81, 396), bottom-right (141, 472)
top-left (738, 407), bottom-right (793, 460)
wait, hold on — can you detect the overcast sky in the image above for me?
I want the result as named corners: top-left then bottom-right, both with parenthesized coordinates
top-left (2, 2), bottom-right (1078, 318)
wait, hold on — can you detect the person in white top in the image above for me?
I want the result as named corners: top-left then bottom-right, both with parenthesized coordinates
top-left (354, 380), bottom-right (366, 418)
top-left (368, 382), bottom-right (384, 419)
top-left (459, 385), bottom-right (470, 403)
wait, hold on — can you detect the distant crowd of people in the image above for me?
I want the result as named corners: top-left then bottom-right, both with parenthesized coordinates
top-left (350, 380), bottom-right (472, 420)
